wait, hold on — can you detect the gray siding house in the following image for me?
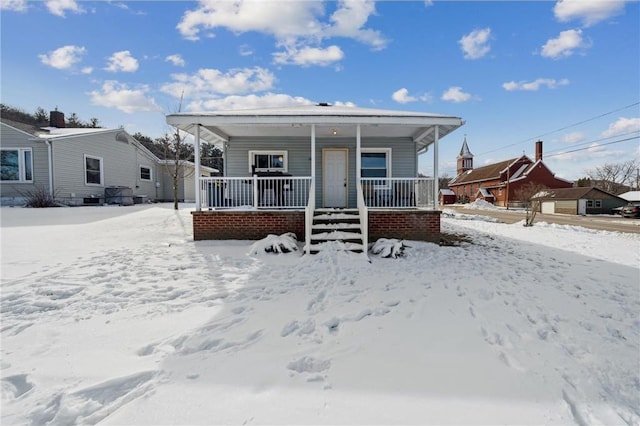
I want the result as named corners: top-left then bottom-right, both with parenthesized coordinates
top-left (1, 113), bottom-right (216, 206)
top-left (166, 104), bottom-right (464, 251)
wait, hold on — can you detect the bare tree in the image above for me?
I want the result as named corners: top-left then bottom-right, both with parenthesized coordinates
top-left (515, 182), bottom-right (550, 227)
top-left (585, 160), bottom-right (639, 194)
top-left (158, 130), bottom-right (195, 210)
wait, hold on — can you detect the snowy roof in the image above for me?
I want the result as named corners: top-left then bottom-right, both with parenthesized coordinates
top-left (618, 191), bottom-right (640, 202)
top-left (439, 189), bottom-right (455, 195)
top-left (35, 127), bottom-right (118, 139)
top-left (167, 103), bottom-right (464, 151)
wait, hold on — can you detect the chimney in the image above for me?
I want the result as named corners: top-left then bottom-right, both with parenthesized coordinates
top-left (535, 140), bottom-right (543, 162)
top-left (49, 110), bottom-right (65, 128)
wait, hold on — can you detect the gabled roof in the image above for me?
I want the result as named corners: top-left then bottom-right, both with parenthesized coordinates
top-left (536, 187), bottom-right (626, 201)
top-left (450, 158), bottom-right (517, 185)
top-left (619, 191), bottom-right (640, 202)
top-left (439, 188), bottom-right (455, 195)
top-left (0, 118), bottom-right (44, 136)
top-left (167, 103), bottom-right (465, 152)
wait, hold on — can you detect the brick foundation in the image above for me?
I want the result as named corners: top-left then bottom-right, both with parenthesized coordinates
top-left (192, 210), bottom-right (305, 241)
top-left (192, 209), bottom-right (441, 243)
top-left (368, 210), bottom-right (441, 243)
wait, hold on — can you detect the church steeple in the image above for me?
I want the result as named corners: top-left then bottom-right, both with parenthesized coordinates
top-left (456, 135), bottom-right (474, 175)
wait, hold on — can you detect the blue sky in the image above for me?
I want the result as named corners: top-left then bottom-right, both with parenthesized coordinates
top-left (1, 0), bottom-right (639, 180)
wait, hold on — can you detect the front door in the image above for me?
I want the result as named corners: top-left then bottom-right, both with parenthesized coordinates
top-left (323, 148), bottom-right (348, 208)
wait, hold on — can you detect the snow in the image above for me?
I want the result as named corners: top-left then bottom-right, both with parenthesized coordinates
top-left (1, 203), bottom-right (639, 425)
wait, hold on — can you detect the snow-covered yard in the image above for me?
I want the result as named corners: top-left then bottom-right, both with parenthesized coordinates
top-left (1, 204), bottom-right (638, 425)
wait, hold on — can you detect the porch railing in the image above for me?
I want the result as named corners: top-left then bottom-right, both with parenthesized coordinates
top-left (200, 176), bottom-right (312, 209)
top-left (360, 177), bottom-right (435, 209)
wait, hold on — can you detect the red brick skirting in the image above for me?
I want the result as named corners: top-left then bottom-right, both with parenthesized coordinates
top-left (192, 209), bottom-right (441, 242)
top-left (368, 210), bottom-right (441, 243)
top-left (192, 210), bottom-right (305, 241)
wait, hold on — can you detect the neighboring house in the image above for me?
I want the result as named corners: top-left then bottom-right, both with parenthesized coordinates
top-left (448, 137), bottom-right (573, 206)
top-left (535, 187), bottom-right (628, 215)
top-left (166, 103), bottom-right (464, 251)
top-left (0, 111), bottom-right (216, 206)
top-left (439, 188), bottom-right (456, 205)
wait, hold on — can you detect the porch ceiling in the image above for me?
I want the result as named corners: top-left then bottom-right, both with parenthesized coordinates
top-left (167, 105), bottom-right (464, 151)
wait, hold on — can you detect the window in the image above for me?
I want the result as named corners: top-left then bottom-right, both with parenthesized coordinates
top-left (1, 148), bottom-right (33, 182)
top-left (140, 165), bottom-right (152, 181)
top-left (595, 200), bottom-right (602, 208)
top-left (587, 200), bottom-right (594, 208)
top-left (84, 155), bottom-right (103, 185)
top-left (249, 150), bottom-right (287, 173)
top-left (361, 148), bottom-right (391, 178)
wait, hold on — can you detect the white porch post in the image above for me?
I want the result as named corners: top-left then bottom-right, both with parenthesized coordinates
top-left (194, 124), bottom-right (201, 211)
top-left (433, 125), bottom-right (439, 211)
top-left (356, 124), bottom-right (361, 183)
top-left (311, 124), bottom-right (316, 187)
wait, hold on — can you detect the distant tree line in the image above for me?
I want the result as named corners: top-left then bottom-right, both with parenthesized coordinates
top-left (1, 103), bottom-right (101, 128)
top-left (1, 103), bottom-right (223, 172)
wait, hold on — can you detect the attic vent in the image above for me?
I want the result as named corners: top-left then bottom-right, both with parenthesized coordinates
top-left (317, 102), bottom-right (331, 107)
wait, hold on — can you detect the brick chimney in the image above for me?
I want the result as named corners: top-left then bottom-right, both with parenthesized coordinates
top-left (535, 140), bottom-right (543, 162)
top-left (49, 110), bottom-right (65, 128)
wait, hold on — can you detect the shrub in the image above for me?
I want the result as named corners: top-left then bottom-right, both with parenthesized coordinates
top-left (21, 186), bottom-right (59, 208)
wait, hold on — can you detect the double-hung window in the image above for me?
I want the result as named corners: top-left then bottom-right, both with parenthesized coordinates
top-left (140, 165), bottom-right (152, 181)
top-left (1, 148), bottom-right (33, 182)
top-left (249, 150), bottom-right (287, 173)
top-left (361, 148), bottom-right (391, 178)
top-left (84, 154), bottom-right (103, 186)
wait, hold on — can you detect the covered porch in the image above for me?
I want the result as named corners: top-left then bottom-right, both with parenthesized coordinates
top-left (166, 104), bottom-right (464, 251)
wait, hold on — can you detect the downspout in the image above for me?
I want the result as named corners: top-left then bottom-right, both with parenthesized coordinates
top-left (194, 124), bottom-right (201, 211)
top-left (433, 126), bottom-right (439, 211)
top-left (45, 140), bottom-right (54, 198)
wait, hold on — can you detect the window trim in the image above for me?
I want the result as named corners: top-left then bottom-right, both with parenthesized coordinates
top-left (84, 154), bottom-right (104, 186)
top-left (595, 200), bottom-right (602, 208)
top-left (139, 165), bottom-right (152, 182)
top-left (0, 148), bottom-right (33, 183)
top-left (248, 150), bottom-right (288, 173)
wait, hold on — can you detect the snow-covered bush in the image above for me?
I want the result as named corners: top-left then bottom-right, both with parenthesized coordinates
top-left (248, 232), bottom-right (299, 255)
top-left (370, 238), bottom-right (408, 258)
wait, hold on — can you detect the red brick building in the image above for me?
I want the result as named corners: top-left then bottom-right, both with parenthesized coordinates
top-left (448, 138), bottom-right (572, 207)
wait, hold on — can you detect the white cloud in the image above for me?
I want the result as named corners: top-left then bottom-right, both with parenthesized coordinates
top-left (239, 45), bottom-right (254, 57)
top-left (554, 0), bottom-right (626, 27)
top-left (38, 45), bottom-right (86, 70)
top-left (391, 88), bottom-right (432, 104)
top-left (177, 0), bottom-right (387, 63)
top-left (273, 45), bottom-right (344, 67)
top-left (459, 28), bottom-right (491, 60)
top-left (541, 29), bottom-right (590, 59)
top-left (105, 51), bottom-right (139, 73)
top-left (187, 93), bottom-right (315, 111)
top-left (561, 131), bottom-right (585, 144)
top-left (161, 67), bottom-right (276, 99)
top-left (441, 87), bottom-right (473, 103)
top-left (602, 117), bottom-right (640, 138)
top-left (45, 0), bottom-right (83, 17)
top-left (165, 54), bottom-right (186, 67)
top-left (88, 81), bottom-right (161, 114)
top-left (502, 78), bottom-right (570, 91)
top-left (1, 0), bottom-right (27, 12)
top-left (81, 67), bottom-right (93, 75)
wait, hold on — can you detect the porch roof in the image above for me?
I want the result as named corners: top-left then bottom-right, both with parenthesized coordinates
top-left (167, 104), bottom-right (464, 152)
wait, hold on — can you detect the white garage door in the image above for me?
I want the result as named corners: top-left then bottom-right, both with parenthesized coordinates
top-left (541, 201), bottom-right (555, 214)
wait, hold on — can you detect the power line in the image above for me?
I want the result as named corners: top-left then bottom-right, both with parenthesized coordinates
top-left (544, 135), bottom-right (639, 158)
top-left (477, 101), bottom-right (640, 156)
top-left (544, 130), bottom-right (640, 156)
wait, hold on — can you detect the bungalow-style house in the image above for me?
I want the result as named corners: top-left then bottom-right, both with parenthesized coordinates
top-left (0, 111), bottom-right (217, 206)
top-left (166, 104), bottom-right (464, 252)
top-left (448, 137), bottom-right (572, 206)
top-left (536, 187), bottom-right (628, 215)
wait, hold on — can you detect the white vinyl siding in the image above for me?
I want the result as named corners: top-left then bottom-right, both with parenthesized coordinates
top-left (1, 148), bottom-right (33, 182)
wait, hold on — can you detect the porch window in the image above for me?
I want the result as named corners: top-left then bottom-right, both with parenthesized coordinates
top-left (1, 148), bottom-right (33, 182)
top-left (140, 165), bottom-right (152, 181)
top-left (361, 148), bottom-right (391, 178)
top-left (85, 154), bottom-right (103, 186)
top-left (249, 150), bottom-right (288, 173)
